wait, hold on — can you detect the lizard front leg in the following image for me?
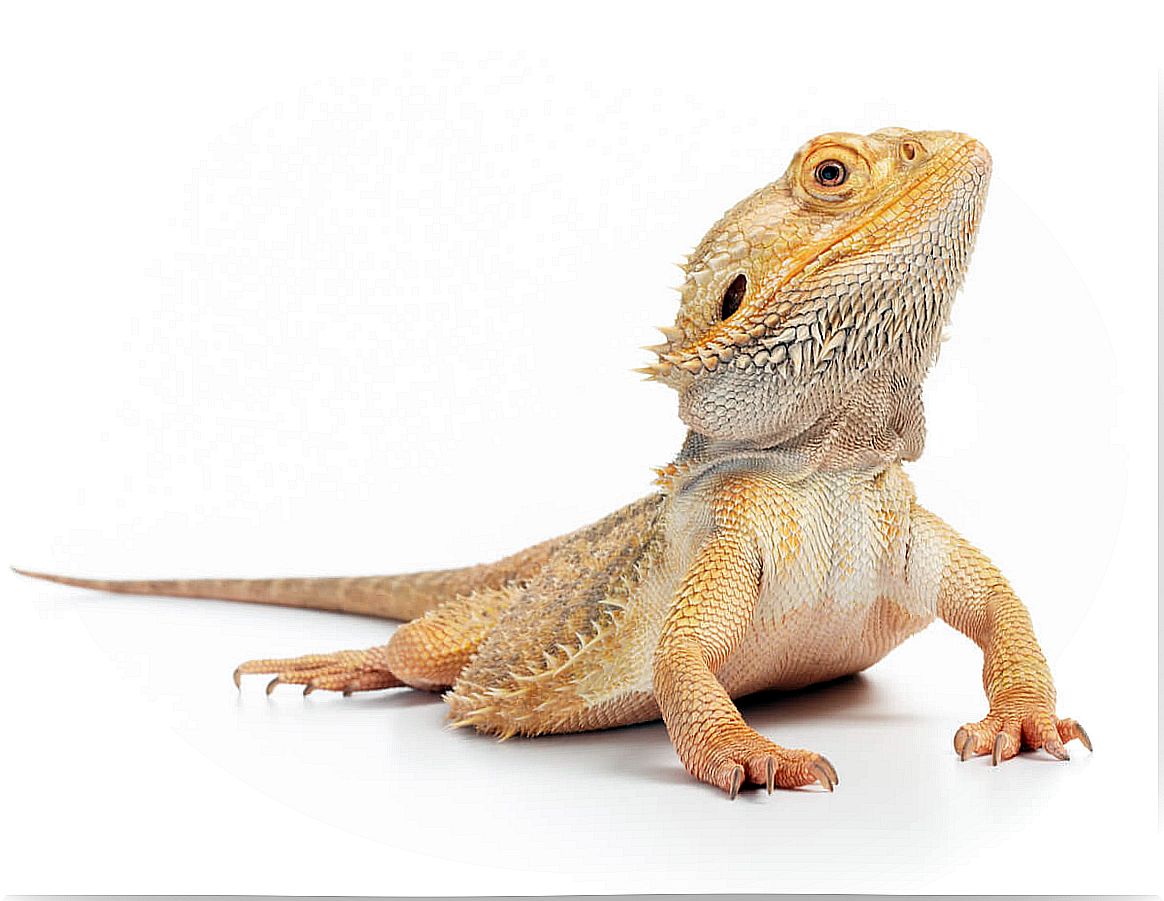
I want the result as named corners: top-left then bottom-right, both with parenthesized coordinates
top-left (911, 504), bottom-right (1092, 764)
top-left (652, 515), bottom-right (836, 798)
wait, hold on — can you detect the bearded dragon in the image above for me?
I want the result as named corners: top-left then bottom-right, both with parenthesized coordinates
top-left (17, 127), bottom-right (1090, 798)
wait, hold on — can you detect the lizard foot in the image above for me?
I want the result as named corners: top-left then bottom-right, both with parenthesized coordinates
top-left (692, 728), bottom-right (838, 799)
top-left (233, 646), bottom-right (403, 696)
top-left (954, 708), bottom-right (1091, 765)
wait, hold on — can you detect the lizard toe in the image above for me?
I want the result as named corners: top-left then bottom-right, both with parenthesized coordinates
top-left (706, 737), bottom-right (838, 798)
top-left (235, 646), bottom-right (403, 696)
top-left (1056, 718), bottom-right (1092, 752)
top-left (955, 707), bottom-right (1089, 764)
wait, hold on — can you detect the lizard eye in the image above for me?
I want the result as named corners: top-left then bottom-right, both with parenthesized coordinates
top-left (814, 160), bottom-right (847, 187)
top-left (720, 274), bottom-right (747, 320)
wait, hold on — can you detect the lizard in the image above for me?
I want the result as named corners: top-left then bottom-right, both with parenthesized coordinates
top-left (17, 127), bottom-right (1091, 798)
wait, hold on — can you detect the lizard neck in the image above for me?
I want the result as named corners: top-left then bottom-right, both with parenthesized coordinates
top-left (657, 368), bottom-right (926, 490)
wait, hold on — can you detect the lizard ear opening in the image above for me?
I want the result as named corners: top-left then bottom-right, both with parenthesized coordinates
top-left (721, 274), bottom-right (747, 321)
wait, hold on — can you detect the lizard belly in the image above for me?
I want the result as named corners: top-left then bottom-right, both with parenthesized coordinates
top-left (578, 463), bottom-right (944, 719)
top-left (714, 463), bottom-right (940, 697)
top-left (717, 593), bottom-right (932, 697)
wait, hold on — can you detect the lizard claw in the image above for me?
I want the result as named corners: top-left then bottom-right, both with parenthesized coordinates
top-left (811, 759), bottom-right (836, 791)
top-left (991, 732), bottom-right (1007, 766)
top-left (1042, 738), bottom-right (1069, 761)
top-left (728, 765), bottom-right (744, 800)
top-left (765, 756), bottom-right (776, 795)
top-left (265, 676), bottom-right (282, 696)
top-left (955, 726), bottom-right (972, 760)
top-left (1056, 718), bottom-right (1092, 753)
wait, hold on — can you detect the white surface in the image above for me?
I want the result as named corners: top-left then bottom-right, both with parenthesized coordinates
top-left (1, 2), bottom-right (1159, 896)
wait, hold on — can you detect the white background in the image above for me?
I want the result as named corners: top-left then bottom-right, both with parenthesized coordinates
top-left (1, 2), bottom-right (1159, 895)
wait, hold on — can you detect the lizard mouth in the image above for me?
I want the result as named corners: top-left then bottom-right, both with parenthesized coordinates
top-left (643, 136), bottom-right (991, 384)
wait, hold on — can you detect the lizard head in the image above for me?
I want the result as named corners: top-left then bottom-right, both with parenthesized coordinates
top-left (643, 128), bottom-right (991, 450)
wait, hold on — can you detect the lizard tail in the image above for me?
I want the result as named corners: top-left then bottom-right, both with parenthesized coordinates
top-left (13, 538), bottom-right (560, 622)
top-left (13, 569), bottom-right (449, 621)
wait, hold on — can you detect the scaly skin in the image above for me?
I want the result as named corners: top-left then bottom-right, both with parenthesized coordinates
top-left (17, 127), bottom-right (1090, 798)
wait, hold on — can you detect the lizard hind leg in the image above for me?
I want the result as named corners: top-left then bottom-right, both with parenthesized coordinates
top-left (235, 586), bottom-right (518, 696)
